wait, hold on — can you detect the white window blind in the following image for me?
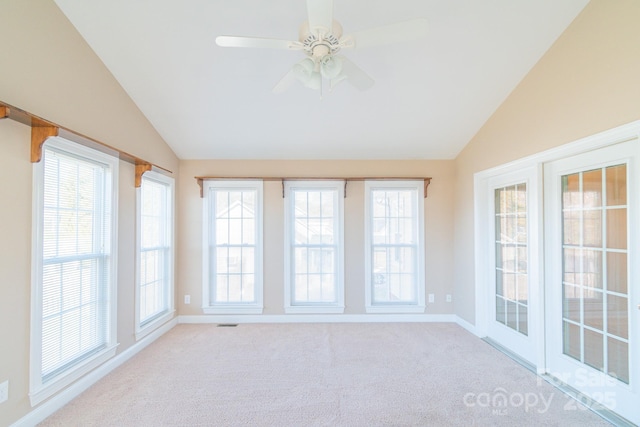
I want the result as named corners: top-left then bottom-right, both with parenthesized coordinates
top-left (30, 138), bottom-right (118, 405)
top-left (137, 172), bottom-right (174, 331)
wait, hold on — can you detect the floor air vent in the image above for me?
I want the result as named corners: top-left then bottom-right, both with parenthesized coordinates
top-left (217, 323), bottom-right (238, 327)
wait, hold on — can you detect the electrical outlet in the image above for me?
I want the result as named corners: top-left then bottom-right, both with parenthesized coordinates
top-left (446, 294), bottom-right (452, 303)
top-left (184, 295), bottom-right (191, 304)
top-left (428, 293), bottom-right (434, 303)
top-left (0, 380), bottom-right (8, 404)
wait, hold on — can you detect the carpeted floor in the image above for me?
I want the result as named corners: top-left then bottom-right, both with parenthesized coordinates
top-left (39, 323), bottom-right (610, 426)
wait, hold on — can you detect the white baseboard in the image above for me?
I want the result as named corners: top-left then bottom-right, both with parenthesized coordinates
top-left (179, 313), bottom-right (457, 324)
top-left (455, 315), bottom-right (478, 336)
top-left (12, 317), bottom-right (178, 427)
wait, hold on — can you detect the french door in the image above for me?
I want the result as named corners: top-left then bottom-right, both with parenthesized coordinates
top-left (544, 140), bottom-right (639, 424)
top-left (486, 168), bottom-right (538, 365)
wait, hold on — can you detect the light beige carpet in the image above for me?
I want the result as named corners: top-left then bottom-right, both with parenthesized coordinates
top-left (40, 323), bottom-right (610, 426)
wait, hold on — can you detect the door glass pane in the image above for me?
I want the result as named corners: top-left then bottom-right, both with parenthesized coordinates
top-left (563, 283), bottom-right (580, 323)
top-left (582, 249), bottom-right (602, 290)
top-left (496, 296), bottom-right (506, 324)
top-left (606, 252), bottom-right (627, 294)
top-left (583, 290), bottom-right (603, 331)
top-left (560, 166), bottom-right (629, 384)
top-left (518, 304), bottom-right (528, 335)
top-left (582, 210), bottom-right (602, 247)
top-left (582, 169), bottom-right (602, 208)
top-left (608, 337), bottom-right (629, 383)
top-left (563, 321), bottom-right (581, 360)
top-left (606, 165), bottom-right (626, 206)
top-left (607, 208), bottom-right (627, 250)
top-left (607, 295), bottom-right (628, 340)
top-left (506, 301), bottom-right (517, 330)
top-left (494, 184), bottom-right (528, 335)
top-left (584, 329), bottom-right (604, 371)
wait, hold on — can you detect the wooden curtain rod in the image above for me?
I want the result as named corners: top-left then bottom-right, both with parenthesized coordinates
top-left (0, 101), bottom-right (172, 187)
top-left (195, 176), bottom-right (433, 198)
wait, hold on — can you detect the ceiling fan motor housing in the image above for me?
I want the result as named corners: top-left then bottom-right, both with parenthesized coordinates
top-left (299, 21), bottom-right (343, 61)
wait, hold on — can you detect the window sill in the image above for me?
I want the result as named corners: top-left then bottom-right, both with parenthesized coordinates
top-left (30, 343), bottom-right (119, 407)
top-left (135, 310), bottom-right (176, 341)
top-left (202, 305), bottom-right (263, 315)
top-left (285, 305), bottom-right (345, 314)
top-left (365, 305), bottom-right (426, 314)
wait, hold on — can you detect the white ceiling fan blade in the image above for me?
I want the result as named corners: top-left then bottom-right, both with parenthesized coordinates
top-left (216, 36), bottom-right (302, 50)
top-left (306, 0), bottom-right (333, 31)
top-left (272, 69), bottom-right (298, 94)
top-left (341, 18), bottom-right (428, 49)
top-left (338, 56), bottom-right (374, 91)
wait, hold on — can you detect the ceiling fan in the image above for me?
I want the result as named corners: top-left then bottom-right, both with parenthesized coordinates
top-left (216, 0), bottom-right (428, 94)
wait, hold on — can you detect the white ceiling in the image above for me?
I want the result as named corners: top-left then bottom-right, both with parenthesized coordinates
top-left (53, 0), bottom-right (588, 160)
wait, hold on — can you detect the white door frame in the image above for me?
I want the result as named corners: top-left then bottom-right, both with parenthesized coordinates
top-left (474, 121), bottom-right (640, 417)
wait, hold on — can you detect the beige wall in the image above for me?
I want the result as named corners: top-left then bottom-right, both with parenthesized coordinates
top-left (177, 160), bottom-right (456, 316)
top-left (3, 0), bottom-right (640, 424)
top-left (453, 0), bottom-right (640, 323)
top-left (0, 120), bottom-right (33, 427)
top-left (0, 1), bottom-right (179, 425)
top-left (0, 0), bottom-right (178, 171)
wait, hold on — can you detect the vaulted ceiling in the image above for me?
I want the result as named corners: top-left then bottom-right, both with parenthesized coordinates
top-left (53, 0), bottom-right (589, 160)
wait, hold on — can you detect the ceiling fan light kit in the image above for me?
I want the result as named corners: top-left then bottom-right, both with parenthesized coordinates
top-left (215, 0), bottom-right (428, 96)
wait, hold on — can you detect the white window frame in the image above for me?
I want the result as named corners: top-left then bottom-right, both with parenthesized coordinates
top-left (202, 180), bottom-right (263, 314)
top-left (135, 171), bottom-right (175, 340)
top-left (29, 137), bottom-right (119, 406)
top-left (284, 180), bottom-right (345, 314)
top-left (364, 180), bottom-right (425, 313)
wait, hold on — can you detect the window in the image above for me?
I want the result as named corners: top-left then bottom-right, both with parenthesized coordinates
top-left (494, 183), bottom-right (529, 335)
top-left (30, 137), bottom-right (118, 405)
top-left (136, 171), bottom-right (174, 338)
top-left (202, 180), bottom-right (263, 314)
top-left (284, 181), bottom-right (344, 313)
top-left (364, 180), bottom-right (425, 313)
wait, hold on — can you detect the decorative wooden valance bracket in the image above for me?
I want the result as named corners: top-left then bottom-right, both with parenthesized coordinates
top-left (135, 163), bottom-right (153, 188)
top-left (197, 178), bottom-right (204, 198)
top-left (424, 177), bottom-right (432, 198)
top-left (0, 105), bottom-right (8, 119)
top-left (31, 122), bottom-right (59, 163)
